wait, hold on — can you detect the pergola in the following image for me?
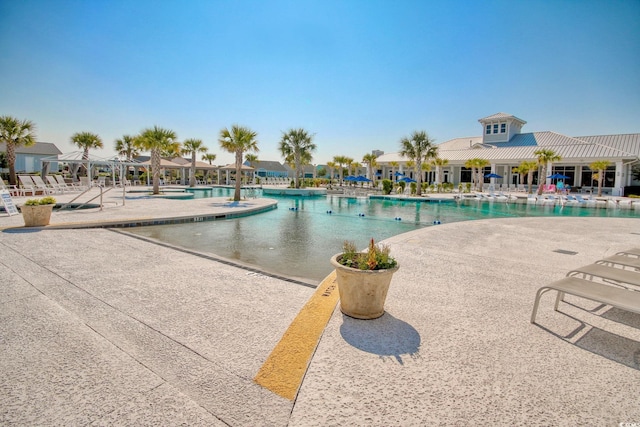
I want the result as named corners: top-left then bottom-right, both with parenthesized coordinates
top-left (219, 163), bottom-right (255, 185)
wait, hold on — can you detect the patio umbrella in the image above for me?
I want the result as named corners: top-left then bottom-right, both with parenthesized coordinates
top-left (356, 176), bottom-right (371, 182)
top-left (399, 177), bottom-right (416, 183)
top-left (394, 172), bottom-right (405, 177)
top-left (484, 173), bottom-right (503, 178)
top-left (344, 176), bottom-right (357, 181)
top-left (547, 173), bottom-right (570, 179)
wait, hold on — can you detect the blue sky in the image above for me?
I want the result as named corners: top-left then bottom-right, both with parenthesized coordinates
top-left (1, 0), bottom-right (639, 165)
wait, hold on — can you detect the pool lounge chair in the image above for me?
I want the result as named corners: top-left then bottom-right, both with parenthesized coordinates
top-left (18, 175), bottom-right (38, 196)
top-left (596, 254), bottom-right (640, 270)
top-left (616, 248), bottom-right (640, 257)
top-left (30, 175), bottom-right (55, 195)
top-left (54, 175), bottom-right (80, 192)
top-left (531, 276), bottom-right (640, 324)
top-left (45, 176), bottom-right (64, 193)
top-left (1, 178), bottom-right (22, 196)
top-left (567, 263), bottom-right (640, 290)
top-left (532, 250), bottom-right (640, 324)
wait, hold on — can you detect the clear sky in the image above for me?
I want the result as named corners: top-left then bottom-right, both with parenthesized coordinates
top-left (1, 0), bottom-right (639, 165)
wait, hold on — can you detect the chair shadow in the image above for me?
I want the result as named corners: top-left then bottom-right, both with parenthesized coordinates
top-left (339, 312), bottom-right (421, 365)
top-left (536, 309), bottom-right (640, 371)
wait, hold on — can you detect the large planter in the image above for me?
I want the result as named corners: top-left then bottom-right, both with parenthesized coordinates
top-left (20, 204), bottom-right (54, 227)
top-left (330, 253), bottom-right (399, 319)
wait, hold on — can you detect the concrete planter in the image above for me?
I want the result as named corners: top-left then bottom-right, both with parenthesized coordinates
top-left (330, 253), bottom-right (399, 319)
top-left (20, 204), bottom-right (54, 227)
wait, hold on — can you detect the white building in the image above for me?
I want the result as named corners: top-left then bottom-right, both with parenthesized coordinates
top-left (376, 113), bottom-right (640, 195)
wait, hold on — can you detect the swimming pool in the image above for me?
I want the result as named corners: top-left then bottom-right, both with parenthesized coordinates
top-left (126, 188), bottom-right (639, 282)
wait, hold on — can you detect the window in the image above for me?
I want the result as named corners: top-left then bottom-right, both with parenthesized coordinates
top-left (500, 123), bottom-right (506, 133)
top-left (486, 125), bottom-right (491, 135)
top-left (493, 124), bottom-right (498, 134)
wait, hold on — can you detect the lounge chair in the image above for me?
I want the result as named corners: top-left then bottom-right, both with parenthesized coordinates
top-left (54, 175), bottom-right (79, 192)
top-left (1, 178), bottom-right (22, 196)
top-left (567, 263), bottom-right (640, 290)
top-left (531, 276), bottom-right (640, 324)
top-left (45, 176), bottom-right (65, 193)
top-left (596, 254), bottom-right (640, 269)
top-left (30, 175), bottom-right (55, 195)
top-left (18, 175), bottom-right (37, 196)
top-left (616, 248), bottom-right (640, 257)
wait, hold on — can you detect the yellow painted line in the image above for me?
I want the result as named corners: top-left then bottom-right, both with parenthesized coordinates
top-left (254, 271), bottom-right (340, 400)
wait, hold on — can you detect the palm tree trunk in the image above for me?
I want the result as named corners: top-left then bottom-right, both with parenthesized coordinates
top-left (234, 150), bottom-right (242, 201)
top-left (598, 170), bottom-right (603, 196)
top-left (7, 141), bottom-right (17, 186)
top-left (152, 149), bottom-right (160, 194)
top-left (190, 153), bottom-right (196, 187)
top-left (415, 164), bottom-right (422, 196)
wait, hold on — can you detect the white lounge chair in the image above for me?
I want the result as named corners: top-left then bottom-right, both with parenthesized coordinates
top-left (30, 175), bottom-right (55, 195)
top-left (18, 175), bottom-right (37, 196)
top-left (1, 178), bottom-right (22, 196)
top-left (45, 176), bottom-right (64, 193)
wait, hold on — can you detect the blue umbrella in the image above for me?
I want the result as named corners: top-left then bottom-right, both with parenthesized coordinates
top-left (484, 173), bottom-right (503, 178)
top-left (344, 175), bottom-right (357, 181)
top-left (399, 176), bottom-right (416, 183)
top-left (547, 173), bottom-right (570, 179)
top-left (394, 171), bottom-right (405, 177)
top-left (356, 176), bottom-right (371, 182)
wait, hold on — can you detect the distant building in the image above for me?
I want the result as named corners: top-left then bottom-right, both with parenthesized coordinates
top-left (0, 142), bottom-right (62, 174)
top-left (245, 160), bottom-right (289, 178)
top-left (376, 112), bottom-right (640, 195)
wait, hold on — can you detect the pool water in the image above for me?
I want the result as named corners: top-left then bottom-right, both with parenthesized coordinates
top-left (127, 188), bottom-right (639, 282)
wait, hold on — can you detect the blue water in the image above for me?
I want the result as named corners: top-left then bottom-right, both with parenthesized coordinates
top-left (126, 187), bottom-right (639, 282)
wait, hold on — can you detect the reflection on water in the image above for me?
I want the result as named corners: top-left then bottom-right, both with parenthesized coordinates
top-left (128, 189), bottom-right (639, 282)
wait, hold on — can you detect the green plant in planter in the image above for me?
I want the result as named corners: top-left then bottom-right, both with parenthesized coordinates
top-left (337, 239), bottom-right (398, 270)
top-left (24, 196), bottom-right (56, 206)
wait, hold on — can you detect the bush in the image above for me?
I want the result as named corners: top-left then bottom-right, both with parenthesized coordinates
top-left (25, 196), bottom-right (56, 206)
top-left (381, 179), bottom-right (393, 195)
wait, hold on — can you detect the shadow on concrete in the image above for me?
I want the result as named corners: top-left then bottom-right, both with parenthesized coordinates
top-left (536, 309), bottom-right (640, 371)
top-left (2, 228), bottom-right (42, 233)
top-left (339, 312), bottom-right (421, 364)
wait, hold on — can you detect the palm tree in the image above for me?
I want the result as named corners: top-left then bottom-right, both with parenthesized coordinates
top-left (115, 135), bottom-right (139, 161)
top-left (475, 159), bottom-right (489, 192)
top-left (399, 130), bottom-right (438, 196)
top-left (333, 155), bottom-right (350, 184)
top-left (589, 160), bottom-right (611, 196)
top-left (181, 138), bottom-right (208, 187)
top-left (349, 160), bottom-right (360, 177)
top-left (0, 115), bottom-right (36, 186)
top-left (245, 153), bottom-right (258, 164)
top-left (202, 153), bottom-right (217, 165)
top-left (433, 157), bottom-right (449, 187)
top-left (202, 152), bottom-right (217, 184)
top-left (219, 125), bottom-right (259, 201)
top-left (534, 149), bottom-right (562, 195)
top-left (279, 128), bottom-right (316, 189)
top-left (389, 161), bottom-right (399, 182)
top-left (326, 161), bottom-right (336, 183)
top-left (362, 153), bottom-right (378, 185)
top-left (70, 131), bottom-right (103, 179)
top-left (518, 161), bottom-right (538, 193)
top-left (137, 126), bottom-right (179, 195)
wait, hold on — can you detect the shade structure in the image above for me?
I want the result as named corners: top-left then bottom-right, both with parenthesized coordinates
top-left (399, 176), bottom-right (416, 183)
top-left (547, 173), bottom-right (570, 179)
top-left (356, 176), bottom-right (371, 182)
top-left (219, 163), bottom-right (254, 171)
top-left (484, 173), bottom-right (503, 178)
top-left (344, 176), bottom-right (357, 181)
top-left (394, 171), bottom-right (405, 176)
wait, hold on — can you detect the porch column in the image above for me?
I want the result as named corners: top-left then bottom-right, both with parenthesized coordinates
top-left (613, 160), bottom-right (624, 196)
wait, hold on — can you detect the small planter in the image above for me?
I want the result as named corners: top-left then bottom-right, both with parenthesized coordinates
top-left (330, 253), bottom-right (399, 319)
top-left (21, 204), bottom-right (54, 227)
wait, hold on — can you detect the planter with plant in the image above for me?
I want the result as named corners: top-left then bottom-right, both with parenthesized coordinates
top-left (330, 238), bottom-right (399, 319)
top-left (20, 196), bottom-right (56, 227)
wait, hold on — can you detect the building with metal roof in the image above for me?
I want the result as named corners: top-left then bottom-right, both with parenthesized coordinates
top-left (0, 141), bottom-right (62, 174)
top-left (375, 113), bottom-right (640, 195)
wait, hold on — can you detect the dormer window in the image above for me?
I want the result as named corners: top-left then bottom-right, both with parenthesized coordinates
top-left (493, 124), bottom-right (498, 134)
top-left (500, 123), bottom-right (506, 133)
top-left (485, 125), bottom-right (491, 135)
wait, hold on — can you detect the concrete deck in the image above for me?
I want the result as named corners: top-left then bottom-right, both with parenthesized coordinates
top-left (1, 188), bottom-right (639, 425)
